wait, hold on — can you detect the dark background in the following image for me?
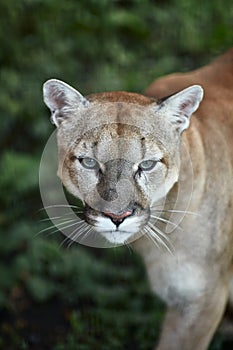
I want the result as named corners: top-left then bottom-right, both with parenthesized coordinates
top-left (0, 0), bottom-right (233, 349)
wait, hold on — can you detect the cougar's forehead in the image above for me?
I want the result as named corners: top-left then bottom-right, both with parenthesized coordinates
top-left (59, 101), bottom-right (157, 138)
top-left (89, 126), bottom-right (143, 164)
top-left (73, 122), bottom-right (163, 164)
top-left (86, 102), bottom-right (152, 130)
top-left (58, 100), bottom-right (169, 162)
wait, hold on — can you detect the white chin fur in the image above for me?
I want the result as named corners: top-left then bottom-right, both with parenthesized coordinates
top-left (90, 216), bottom-right (142, 244)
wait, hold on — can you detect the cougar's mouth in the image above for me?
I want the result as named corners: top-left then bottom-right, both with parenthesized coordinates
top-left (83, 202), bottom-right (150, 236)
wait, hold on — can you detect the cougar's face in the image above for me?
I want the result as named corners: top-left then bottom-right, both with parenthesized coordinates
top-left (43, 80), bottom-right (203, 245)
top-left (58, 118), bottom-right (179, 245)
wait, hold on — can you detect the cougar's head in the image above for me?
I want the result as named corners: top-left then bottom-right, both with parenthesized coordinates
top-left (43, 79), bottom-right (203, 245)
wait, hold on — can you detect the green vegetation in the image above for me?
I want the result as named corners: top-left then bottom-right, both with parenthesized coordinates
top-left (0, 0), bottom-right (232, 349)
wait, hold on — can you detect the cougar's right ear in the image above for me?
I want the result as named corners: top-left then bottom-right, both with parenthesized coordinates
top-left (156, 85), bottom-right (204, 133)
top-left (43, 79), bottom-right (89, 127)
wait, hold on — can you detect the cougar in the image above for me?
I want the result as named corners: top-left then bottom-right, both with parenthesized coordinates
top-left (43, 49), bottom-right (233, 349)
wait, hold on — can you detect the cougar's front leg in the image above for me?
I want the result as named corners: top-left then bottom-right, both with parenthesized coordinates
top-left (156, 283), bottom-right (229, 350)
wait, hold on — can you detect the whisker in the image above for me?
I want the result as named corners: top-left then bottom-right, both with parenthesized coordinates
top-left (124, 242), bottom-right (134, 255)
top-left (148, 222), bottom-right (170, 243)
top-left (152, 209), bottom-right (199, 216)
top-left (39, 211), bottom-right (83, 223)
top-left (37, 221), bottom-right (86, 241)
top-left (80, 225), bottom-right (94, 243)
top-left (62, 221), bottom-right (93, 248)
top-left (47, 221), bottom-right (85, 238)
top-left (58, 219), bottom-right (92, 248)
top-left (150, 215), bottom-right (183, 231)
top-left (39, 204), bottom-right (82, 211)
top-left (39, 215), bottom-right (73, 222)
top-left (151, 201), bottom-right (178, 209)
top-left (146, 224), bottom-right (174, 255)
top-left (60, 235), bottom-right (72, 248)
top-left (60, 236), bottom-right (73, 248)
top-left (146, 225), bottom-right (168, 249)
top-left (40, 217), bottom-right (63, 222)
top-left (67, 222), bottom-right (88, 245)
top-left (143, 228), bottom-right (160, 249)
top-left (59, 224), bottom-right (84, 248)
top-left (36, 219), bottom-right (81, 236)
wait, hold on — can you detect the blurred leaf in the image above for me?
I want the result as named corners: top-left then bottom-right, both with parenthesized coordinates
top-left (0, 152), bottom-right (38, 194)
top-left (26, 276), bottom-right (57, 302)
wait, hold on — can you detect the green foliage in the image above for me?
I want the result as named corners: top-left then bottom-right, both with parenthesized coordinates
top-left (0, 0), bottom-right (232, 349)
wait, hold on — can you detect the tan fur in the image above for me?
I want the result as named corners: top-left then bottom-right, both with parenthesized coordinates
top-left (43, 49), bottom-right (233, 350)
top-left (137, 49), bottom-right (233, 349)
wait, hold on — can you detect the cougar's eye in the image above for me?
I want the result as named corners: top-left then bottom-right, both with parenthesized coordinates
top-left (139, 159), bottom-right (157, 171)
top-left (79, 157), bottom-right (99, 170)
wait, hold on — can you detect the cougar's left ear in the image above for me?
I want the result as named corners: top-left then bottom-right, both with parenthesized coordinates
top-left (157, 85), bottom-right (204, 133)
top-left (43, 79), bottom-right (89, 127)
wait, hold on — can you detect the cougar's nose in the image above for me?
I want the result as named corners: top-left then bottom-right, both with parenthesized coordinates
top-left (103, 210), bottom-right (133, 226)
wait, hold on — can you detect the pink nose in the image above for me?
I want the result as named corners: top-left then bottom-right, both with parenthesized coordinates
top-left (103, 210), bottom-right (132, 221)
